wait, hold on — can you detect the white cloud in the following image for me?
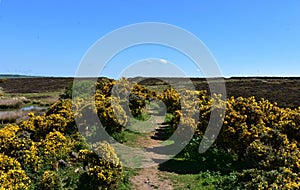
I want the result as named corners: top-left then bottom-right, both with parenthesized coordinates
top-left (159, 59), bottom-right (168, 64)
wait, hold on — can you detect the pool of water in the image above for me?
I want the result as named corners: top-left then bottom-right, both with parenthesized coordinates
top-left (20, 105), bottom-right (47, 111)
top-left (0, 105), bottom-right (47, 115)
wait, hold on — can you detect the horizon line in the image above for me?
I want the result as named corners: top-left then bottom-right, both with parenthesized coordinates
top-left (1, 73), bottom-right (300, 79)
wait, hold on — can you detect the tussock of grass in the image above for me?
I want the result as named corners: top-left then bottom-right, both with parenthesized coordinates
top-left (0, 97), bottom-right (24, 109)
top-left (32, 96), bottom-right (58, 106)
top-left (0, 109), bottom-right (46, 125)
top-left (0, 111), bottom-right (25, 124)
top-left (0, 87), bottom-right (4, 97)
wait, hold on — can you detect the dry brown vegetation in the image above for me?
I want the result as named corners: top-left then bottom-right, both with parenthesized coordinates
top-left (0, 97), bottom-right (25, 109)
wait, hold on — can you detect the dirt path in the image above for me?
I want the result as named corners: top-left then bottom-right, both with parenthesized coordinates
top-left (130, 166), bottom-right (173, 190)
top-left (129, 111), bottom-right (174, 190)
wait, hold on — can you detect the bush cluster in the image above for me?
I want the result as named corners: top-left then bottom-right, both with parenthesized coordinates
top-left (2, 77), bottom-right (300, 189)
top-left (162, 86), bottom-right (300, 189)
top-left (0, 97), bottom-right (123, 189)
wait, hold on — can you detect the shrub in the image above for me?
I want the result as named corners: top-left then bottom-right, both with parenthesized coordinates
top-left (239, 168), bottom-right (300, 189)
top-left (78, 142), bottom-right (123, 189)
top-left (40, 170), bottom-right (64, 189)
top-left (42, 131), bottom-right (72, 163)
top-left (0, 153), bottom-right (31, 189)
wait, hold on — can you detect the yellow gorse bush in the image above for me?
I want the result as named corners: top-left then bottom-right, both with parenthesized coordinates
top-left (191, 95), bottom-right (300, 188)
top-left (42, 131), bottom-right (72, 161)
top-left (78, 142), bottom-right (123, 189)
top-left (0, 153), bottom-right (31, 189)
top-left (40, 170), bottom-right (62, 189)
top-left (159, 84), bottom-right (300, 189)
top-left (0, 84), bottom-right (124, 189)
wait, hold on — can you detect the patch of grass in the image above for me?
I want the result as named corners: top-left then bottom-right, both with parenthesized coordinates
top-left (118, 168), bottom-right (140, 190)
top-left (164, 113), bottom-right (174, 123)
top-left (153, 140), bottom-right (244, 189)
top-left (172, 137), bottom-right (243, 174)
top-left (155, 143), bottom-right (244, 178)
top-left (126, 111), bottom-right (160, 134)
top-left (143, 84), bottom-right (169, 93)
top-left (10, 91), bottom-right (63, 106)
top-left (161, 139), bottom-right (174, 146)
top-left (162, 171), bottom-right (241, 190)
top-left (118, 130), bottom-right (145, 147)
top-left (10, 90), bottom-right (63, 98)
top-left (163, 172), bottom-right (215, 190)
top-left (135, 109), bottom-right (151, 121)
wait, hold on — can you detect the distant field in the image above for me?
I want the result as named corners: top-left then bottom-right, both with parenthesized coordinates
top-left (136, 77), bottom-right (300, 108)
top-left (0, 77), bottom-right (73, 93)
top-left (1, 76), bottom-right (300, 108)
top-left (193, 77), bottom-right (300, 108)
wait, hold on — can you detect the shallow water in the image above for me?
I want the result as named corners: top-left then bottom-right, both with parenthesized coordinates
top-left (20, 105), bottom-right (46, 111)
top-left (0, 105), bottom-right (47, 115)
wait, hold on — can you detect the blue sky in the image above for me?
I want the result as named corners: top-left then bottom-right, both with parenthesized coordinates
top-left (0, 0), bottom-right (299, 78)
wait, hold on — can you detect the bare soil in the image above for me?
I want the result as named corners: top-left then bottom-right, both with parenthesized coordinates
top-left (130, 166), bottom-right (173, 190)
top-left (129, 113), bottom-right (174, 190)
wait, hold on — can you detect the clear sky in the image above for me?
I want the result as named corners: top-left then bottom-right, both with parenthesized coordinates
top-left (0, 0), bottom-right (299, 78)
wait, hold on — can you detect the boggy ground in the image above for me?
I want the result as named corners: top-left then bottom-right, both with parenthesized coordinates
top-left (0, 77), bottom-right (73, 125)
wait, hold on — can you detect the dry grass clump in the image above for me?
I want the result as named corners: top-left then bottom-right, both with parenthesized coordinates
top-left (0, 111), bottom-right (25, 124)
top-left (0, 87), bottom-right (4, 97)
top-left (0, 97), bottom-right (23, 109)
top-left (0, 109), bottom-right (46, 125)
top-left (32, 96), bottom-right (58, 106)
